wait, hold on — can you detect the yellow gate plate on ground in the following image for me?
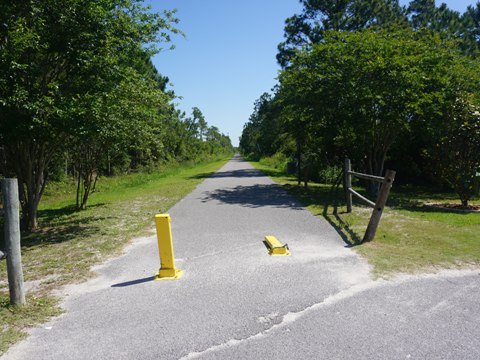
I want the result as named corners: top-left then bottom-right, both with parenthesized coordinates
top-left (264, 235), bottom-right (290, 256)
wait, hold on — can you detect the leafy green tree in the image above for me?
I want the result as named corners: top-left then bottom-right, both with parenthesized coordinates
top-left (407, 0), bottom-right (437, 28)
top-left (429, 96), bottom-right (480, 206)
top-left (0, 0), bottom-right (179, 228)
top-left (240, 0), bottom-right (480, 196)
top-left (277, 0), bottom-right (406, 67)
top-left (278, 1), bottom-right (480, 66)
top-left (239, 93), bottom-right (283, 159)
top-left (160, 106), bottom-right (233, 163)
top-left (192, 107), bottom-right (207, 141)
top-left (277, 28), bottom-right (480, 196)
top-left (239, 121), bottom-right (261, 159)
top-left (461, 2), bottom-right (480, 54)
top-left (406, 0), bottom-right (480, 55)
top-left (69, 67), bottom-right (172, 209)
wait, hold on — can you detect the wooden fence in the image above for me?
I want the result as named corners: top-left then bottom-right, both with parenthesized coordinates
top-left (344, 159), bottom-right (396, 243)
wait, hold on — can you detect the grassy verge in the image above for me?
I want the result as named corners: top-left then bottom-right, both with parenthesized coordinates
top-left (0, 157), bottom-right (231, 354)
top-left (251, 161), bottom-right (480, 278)
top-left (0, 294), bottom-right (62, 354)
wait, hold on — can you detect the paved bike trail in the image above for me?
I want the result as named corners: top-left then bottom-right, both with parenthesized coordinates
top-left (3, 156), bottom-right (479, 359)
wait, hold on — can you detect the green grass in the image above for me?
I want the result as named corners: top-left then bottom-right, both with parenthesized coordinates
top-left (251, 161), bottom-right (480, 278)
top-left (0, 294), bottom-right (62, 354)
top-left (0, 156), bottom-right (231, 354)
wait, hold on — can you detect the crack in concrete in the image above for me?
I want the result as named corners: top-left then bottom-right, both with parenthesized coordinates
top-left (179, 269), bottom-right (480, 360)
top-left (179, 281), bottom-right (380, 360)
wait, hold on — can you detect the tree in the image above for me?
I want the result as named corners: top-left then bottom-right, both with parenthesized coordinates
top-left (278, 1), bottom-right (480, 67)
top-left (239, 93), bottom-right (283, 159)
top-left (239, 121), bottom-right (262, 159)
top-left (0, 0), bottom-right (179, 229)
top-left (461, 2), bottom-right (480, 55)
top-left (277, 0), bottom-right (406, 67)
top-left (69, 67), bottom-right (172, 209)
top-left (277, 28), bottom-right (480, 196)
top-left (430, 96), bottom-right (480, 206)
top-left (192, 107), bottom-right (207, 141)
top-left (406, 1), bottom-right (480, 55)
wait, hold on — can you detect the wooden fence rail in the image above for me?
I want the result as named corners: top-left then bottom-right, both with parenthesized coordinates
top-left (344, 159), bottom-right (396, 243)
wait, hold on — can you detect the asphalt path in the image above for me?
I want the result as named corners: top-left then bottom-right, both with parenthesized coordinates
top-left (3, 155), bottom-right (479, 359)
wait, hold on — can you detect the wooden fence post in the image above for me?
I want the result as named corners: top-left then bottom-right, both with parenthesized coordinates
top-left (344, 158), bottom-right (352, 213)
top-left (2, 179), bottom-right (26, 305)
top-left (362, 170), bottom-right (396, 243)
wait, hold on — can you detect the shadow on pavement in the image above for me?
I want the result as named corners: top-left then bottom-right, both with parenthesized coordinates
top-left (202, 184), bottom-right (304, 209)
top-left (189, 169), bottom-right (266, 180)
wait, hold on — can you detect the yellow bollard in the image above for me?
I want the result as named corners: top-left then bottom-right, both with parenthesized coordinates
top-left (154, 214), bottom-right (183, 280)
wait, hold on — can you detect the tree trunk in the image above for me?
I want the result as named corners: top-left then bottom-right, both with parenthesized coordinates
top-left (303, 166), bottom-right (309, 189)
top-left (296, 139), bottom-right (302, 186)
top-left (458, 188), bottom-right (469, 207)
top-left (75, 145), bottom-right (99, 210)
top-left (80, 171), bottom-right (95, 210)
top-left (366, 149), bottom-right (387, 198)
top-left (9, 141), bottom-right (48, 230)
top-left (76, 169), bottom-right (82, 210)
top-left (27, 199), bottom-right (38, 230)
top-left (107, 151), bottom-right (111, 176)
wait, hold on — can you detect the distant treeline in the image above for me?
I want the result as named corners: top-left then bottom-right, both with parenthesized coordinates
top-left (0, 1), bottom-right (234, 230)
top-left (240, 0), bottom-right (480, 206)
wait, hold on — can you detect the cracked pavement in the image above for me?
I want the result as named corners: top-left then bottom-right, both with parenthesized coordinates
top-left (3, 155), bottom-right (479, 360)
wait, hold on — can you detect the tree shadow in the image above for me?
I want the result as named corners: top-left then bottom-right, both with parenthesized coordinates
top-left (277, 177), bottom-right (363, 247)
top-left (36, 203), bottom-right (106, 225)
top-left (189, 169), bottom-right (267, 180)
top-left (202, 184), bottom-right (304, 209)
top-left (17, 203), bottom-right (107, 248)
top-left (382, 186), bottom-right (478, 214)
top-left (20, 219), bottom-right (103, 248)
top-left (35, 205), bottom-right (80, 225)
top-left (392, 203), bottom-right (477, 215)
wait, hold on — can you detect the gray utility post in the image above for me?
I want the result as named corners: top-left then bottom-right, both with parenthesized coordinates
top-left (2, 178), bottom-right (26, 305)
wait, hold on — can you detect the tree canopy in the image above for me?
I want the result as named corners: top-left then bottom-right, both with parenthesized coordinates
top-left (0, 0), bottom-right (233, 229)
top-left (241, 0), bottom-right (480, 204)
top-left (277, 0), bottom-right (480, 67)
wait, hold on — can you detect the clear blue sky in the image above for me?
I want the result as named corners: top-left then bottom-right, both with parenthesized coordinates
top-left (149, 0), bottom-right (478, 147)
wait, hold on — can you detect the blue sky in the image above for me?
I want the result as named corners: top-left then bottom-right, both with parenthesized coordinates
top-left (149, 0), bottom-right (478, 147)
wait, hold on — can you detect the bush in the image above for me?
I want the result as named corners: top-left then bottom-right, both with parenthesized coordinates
top-left (318, 165), bottom-right (342, 185)
top-left (259, 153), bottom-right (289, 171)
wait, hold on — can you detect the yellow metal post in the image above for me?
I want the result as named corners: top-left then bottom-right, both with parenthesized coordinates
top-left (154, 214), bottom-right (183, 280)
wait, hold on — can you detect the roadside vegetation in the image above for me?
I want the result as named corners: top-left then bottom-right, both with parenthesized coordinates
top-left (0, 157), bottom-right (231, 354)
top-left (241, 1), bottom-right (480, 276)
top-left (252, 159), bottom-right (480, 278)
top-left (240, 0), bottom-right (480, 207)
